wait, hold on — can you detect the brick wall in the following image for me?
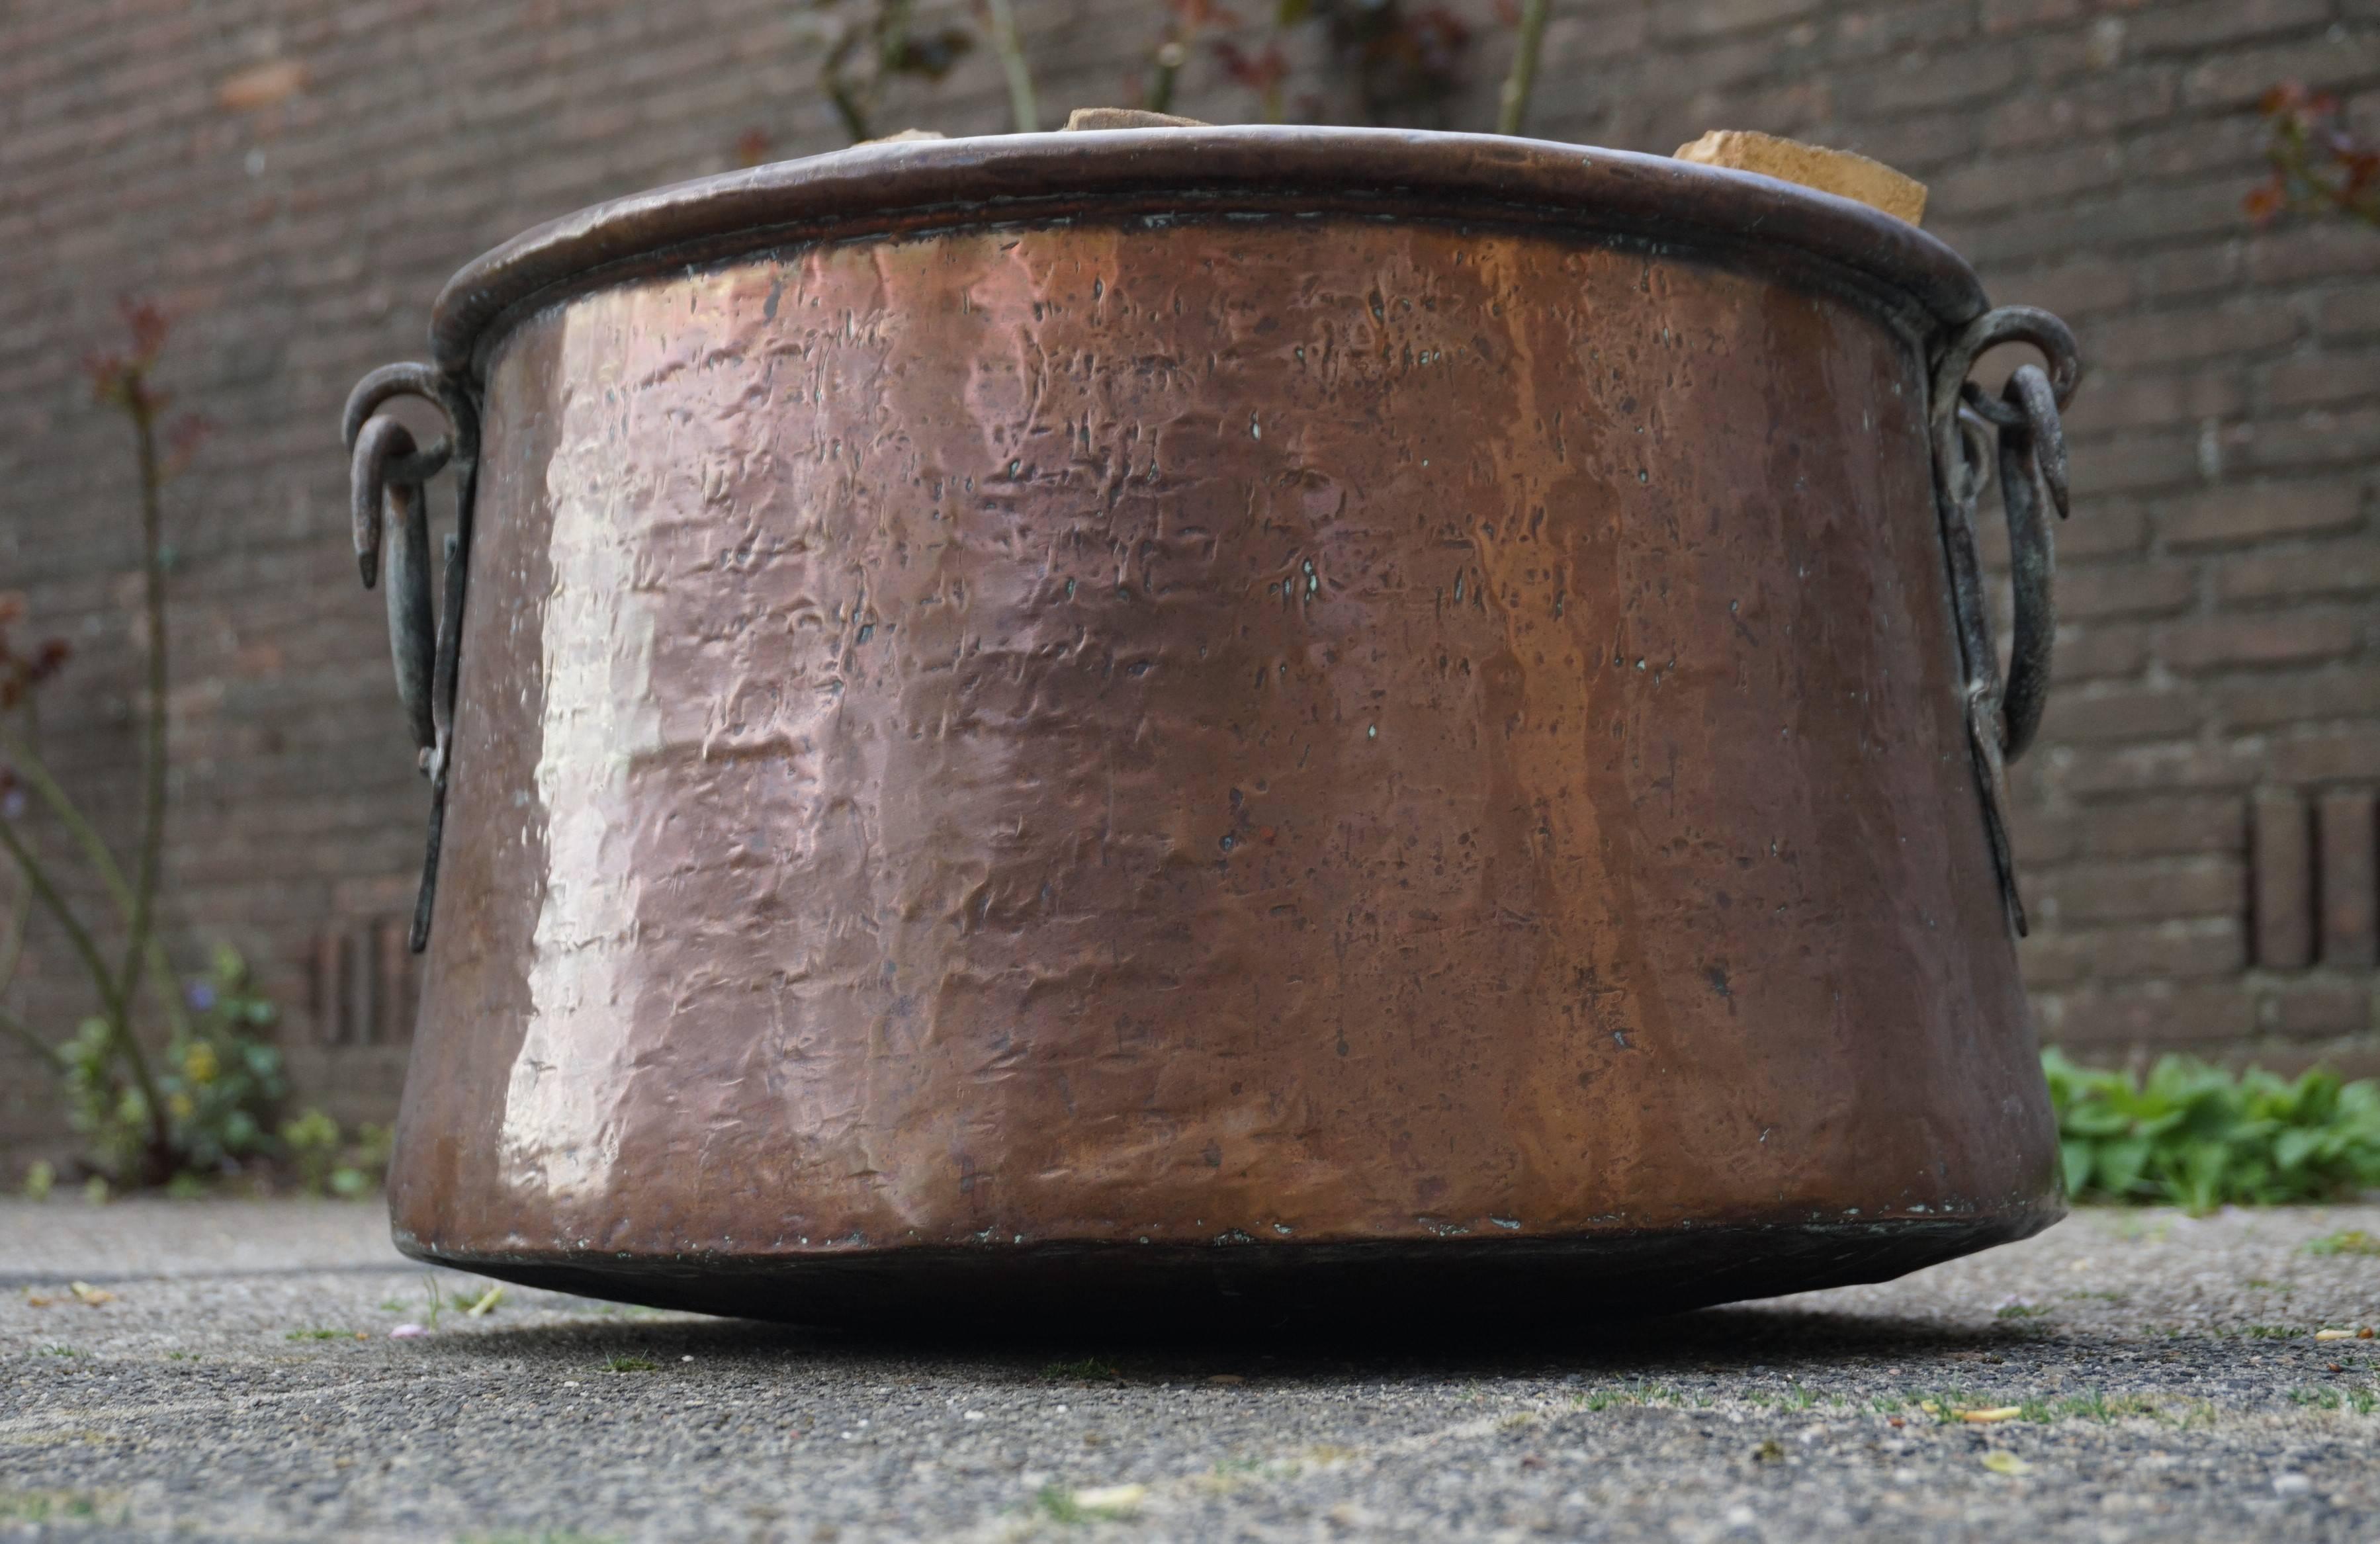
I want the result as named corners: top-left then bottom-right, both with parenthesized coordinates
top-left (3, 0), bottom-right (2375, 1173)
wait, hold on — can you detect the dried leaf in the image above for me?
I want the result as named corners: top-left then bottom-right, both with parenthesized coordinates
top-left (1073, 1483), bottom-right (1147, 1516)
top-left (1961, 1406), bottom-right (2023, 1424)
top-left (2314, 1329), bottom-right (2356, 1341)
top-left (1981, 1451), bottom-right (2031, 1476)
top-left (68, 1282), bottom-right (116, 1307)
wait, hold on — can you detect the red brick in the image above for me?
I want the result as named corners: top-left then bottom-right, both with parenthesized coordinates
top-left (1982, 70), bottom-right (2178, 154)
top-left (2017, 933), bottom-right (2091, 988)
top-left (2160, 480), bottom-right (2365, 549)
top-left (2232, 409), bottom-right (2380, 477)
top-left (1980, 0), bottom-right (2080, 34)
top-left (2131, 0), bottom-right (2333, 54)
top-left (2182, 35), bottom-right (2380, 109)
top-left (2056, 562), bottom-right (2197, 620)
top-left (2072, 432), bottom-right (2209, 497)
top-left (2158, 611), bottom-right (2363, 672)
top-left (2082, 919), bottom-right (2250, 980)
top-left (2213, 541), bottom-right (2380, 607)
top-left (2215, 667), bottom-right (2380, 731)
top-left (1998, 255), bottom-right (2134, 319)
top-left (2315, 288), bottom-right (2380, 343)
top-left (1647, 0), bottom-right (1826, 42)
top-left (2039, 686), bottom-right (2202, 744)
top-left (2268, 728), bottom-right (2380, 785)
top-left (2037, 857), bottom-right (2246, 925)
top-left (2257, 980), bottom-right (2374, 1039)
top-left (2010, 806), bottom-right (2083, 864)
top-left (2248, 224), bottom-right (2380, 285)
top-left (1931, 143), bottom-right (2125, 218)
top-left (2062, 740), bottom-right (2266, 796)
top-left (2090, 302), bottom-right (2300, 372)
top-left (2057, 501), bottom-right (2149, 560)
top-left (2075, 794), bottom-right (2245, 858)
top-left (2051, 984), bottom-right (2256, 1048)
top-left (2054, 621), bottom-right (2152, 680)
top-left (2062, 368), bottom-right (2245, 436)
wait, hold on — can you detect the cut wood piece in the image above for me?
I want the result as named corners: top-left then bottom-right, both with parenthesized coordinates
top-left (856, 128), bottom-right (945, 145)
top-left (1675, 130), bottom-right (1928, 226)
top-left (1065, 108), bottom-right (1211, 130)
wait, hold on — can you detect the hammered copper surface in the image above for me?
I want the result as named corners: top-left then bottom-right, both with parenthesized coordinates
top-left (385, 204), bottom-right (2060, 1322)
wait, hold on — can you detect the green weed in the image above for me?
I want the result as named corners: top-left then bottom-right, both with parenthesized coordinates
top-left (2306, 1228), bottom-right (2380, 1258)
top-left (2045, 1050), bottom-right (2380, 1211)
top-left (1041, 1357), bottom-right (1120, 1381)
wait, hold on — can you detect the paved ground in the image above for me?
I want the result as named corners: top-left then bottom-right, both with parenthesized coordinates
top-left (2, 1201), bottom-right (2377, 1542)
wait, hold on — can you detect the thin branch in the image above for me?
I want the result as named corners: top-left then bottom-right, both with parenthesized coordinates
top-left (1, 732), bottom-right (187, 1038)
top-left (0, 1001), bottom-right (65, 1072)
top-left (106, 396), bottom-right (173, 1164)
top-left (0, 818), bottom-right (124, 1022)
top-left (983, 0), bottom-right (1039, 133)
top-left (0, 857), bottom-right (28, 1001)
top-left (1495, 0), bottom-right (1550, 137)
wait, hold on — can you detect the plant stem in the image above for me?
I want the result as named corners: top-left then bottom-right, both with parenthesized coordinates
top-left (1495, 0), bottom-right (1549, 136)
top-left (0, 818), bottom-right (124, 1024)
top-left (111, 396), bottom-right (174, 1168)
top-left (0, 1002), bottom-right (65, 1072)
top-left (983, 0), bottom-right (1039, 132)
top-left (2, 733), bottom-right (186, 1038)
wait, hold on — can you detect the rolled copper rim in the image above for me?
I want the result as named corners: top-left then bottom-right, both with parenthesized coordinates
top-left (429, 126), bottom-right (1990, 378)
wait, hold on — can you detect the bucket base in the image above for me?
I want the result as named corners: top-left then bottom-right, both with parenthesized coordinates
top-left (397, 1209), bottom-right (2060, 1334)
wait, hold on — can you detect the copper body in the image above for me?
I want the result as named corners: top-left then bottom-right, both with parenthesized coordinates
top-left (379, 132), bottom-right (2062, 1325)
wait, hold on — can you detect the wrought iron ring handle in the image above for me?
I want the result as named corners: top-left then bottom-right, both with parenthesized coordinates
top-left (1926, 304), bottom-right (2081, 937)
top-left (1928, 305), bottom-right (2080, 763)
top-left (343, 363), bottom-right (481, 951)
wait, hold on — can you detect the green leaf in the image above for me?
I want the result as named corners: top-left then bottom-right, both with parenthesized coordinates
top-left (2096, 1137), bottom-right (2152, 1197)
top-left (2060, 1138), bottom-right (2096, 1197)
top-left (2273, 1127), bottom-right (2322, 1172)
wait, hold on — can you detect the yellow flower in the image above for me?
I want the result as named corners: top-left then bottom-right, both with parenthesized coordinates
top-left (167, 1092), bottom-right (195, 1120)
top-left (183, 1041), bottom-right (218, 1085)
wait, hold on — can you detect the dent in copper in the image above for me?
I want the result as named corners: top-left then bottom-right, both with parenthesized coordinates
top-left (388, 211), bottom-right (2060, 1325)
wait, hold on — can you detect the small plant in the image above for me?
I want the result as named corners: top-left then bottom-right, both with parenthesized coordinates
top-left (1041, 1356), bottom-right (1122, 1381)
top-left (2307, 1229), bottom-right (2380, 1258)
top-left (278, 1106), bottom-right (392, 1197)
top-left (21, 1160), bottom-right (53, 1199)
top-left (455, 1283), bottom-right (506, 1317)
top-left (2247, 83), bottom-right (2379, 228)
top-left (0, 1491), bottom-right (128, 1526)
top-left (0, 301), bottom-right (253, 1190)
top-left (602, 1355), bottom-right (660, 1373)
top-left (64, 947), bottom-right (286, 1185)
top-left (803, 0), bottom-right (979, 143)
top-left (1037, 1483), bottom-right (1146, 1522)
top-left (2043, 1050), bottom-right (2380, 1211)
top-left (285, 1328), bottom-right (349, 1341)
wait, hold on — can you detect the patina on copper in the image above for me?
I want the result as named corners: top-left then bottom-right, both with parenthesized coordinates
top-left (344, 127), bottom-right (2080, 1328)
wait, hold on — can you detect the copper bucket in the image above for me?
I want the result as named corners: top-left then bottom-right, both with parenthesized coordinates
top-left (343, 127), bottom-right (2081, 1327)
